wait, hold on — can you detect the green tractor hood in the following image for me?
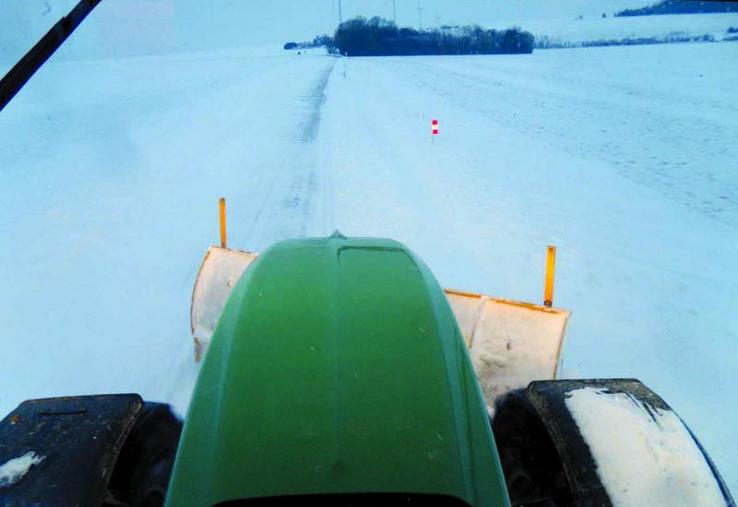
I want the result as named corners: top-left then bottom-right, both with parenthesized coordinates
top-left (166, 235), bottom-right (510, 506)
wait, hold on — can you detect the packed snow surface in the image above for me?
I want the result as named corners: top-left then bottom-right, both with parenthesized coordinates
top-left (565, 387), bottom-right (726, 506)
top-left (0, 451), bottom-right (45, 488)
top-left (0, 4), bottom-right (736, 496)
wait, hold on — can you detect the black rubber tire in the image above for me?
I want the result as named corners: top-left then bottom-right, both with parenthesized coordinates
top-left (491, 389), bottom-right (571, 507)
top-left (109, 403), bottom-right (182, 507)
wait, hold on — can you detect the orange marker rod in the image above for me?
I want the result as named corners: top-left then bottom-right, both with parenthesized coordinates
top-left (219, 197), bottom-right (227, 248)
top-left (544, 245), bottom-right (556, 307)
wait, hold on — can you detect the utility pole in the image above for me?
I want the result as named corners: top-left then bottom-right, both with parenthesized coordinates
top-left (338, 0), bottom-right (343, 24)
top-left (417, 0), bottom-right (423, 30)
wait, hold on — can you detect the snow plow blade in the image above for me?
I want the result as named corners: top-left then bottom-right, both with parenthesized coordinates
top-left (524, 379), bottom-right (735, 506)
top-left (191, 244), bottom-right (569, 408)
top-left (446, 289), bottom-right (568, 411)
top-left (191, 247), bottom-right (257, 361)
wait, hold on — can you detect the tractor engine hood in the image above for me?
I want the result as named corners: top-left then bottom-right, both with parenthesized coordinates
top-left (166, 235), bottom-right (510, 506)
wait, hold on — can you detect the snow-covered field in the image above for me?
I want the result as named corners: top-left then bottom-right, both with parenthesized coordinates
top-left (1, 33), bottom-right (736, 495)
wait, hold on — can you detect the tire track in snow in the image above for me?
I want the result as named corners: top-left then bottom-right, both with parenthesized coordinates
top-left (292, 59), bottom-right (336, 236)
top-left (300, 61), bottom-right (335, 143)
top-left (244, 58), bottom-right (336, 244)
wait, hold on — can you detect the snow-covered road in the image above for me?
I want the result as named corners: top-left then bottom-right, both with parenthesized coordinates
top-left (1, 42), bottom-right (736, 490)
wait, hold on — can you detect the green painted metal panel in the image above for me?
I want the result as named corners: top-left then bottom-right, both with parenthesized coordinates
top-left (166, 235), bottom-right (510, 507)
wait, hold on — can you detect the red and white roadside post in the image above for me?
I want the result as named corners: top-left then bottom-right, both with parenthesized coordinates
top-left (431, 118), bottom-right (439, 141)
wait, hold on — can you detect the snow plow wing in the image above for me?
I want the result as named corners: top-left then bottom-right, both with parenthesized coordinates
top-left (191, 247), bottom-right (257, 361)
top-left (446, 289), bottom-right (568, 411)
top-left (191, 244), bottom-right (569, 408)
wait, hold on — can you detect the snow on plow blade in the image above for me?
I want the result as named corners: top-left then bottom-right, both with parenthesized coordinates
top-left (446, 289), bottom-right (569, 410)
top-left (190, 247), bottom-right (256, 361)
top-left (191, 246), bottom-right (569, 407)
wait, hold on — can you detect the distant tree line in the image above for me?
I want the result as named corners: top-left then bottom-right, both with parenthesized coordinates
top-left (615, 0), bottom-right (738, 17)
top-left (332, 17), bottom-right (534, 56)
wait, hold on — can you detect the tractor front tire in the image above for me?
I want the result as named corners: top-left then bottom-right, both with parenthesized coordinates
top-left (491, 389), bottom-right (570, 507)
top-left (108, 403), bottom-right (182, 507)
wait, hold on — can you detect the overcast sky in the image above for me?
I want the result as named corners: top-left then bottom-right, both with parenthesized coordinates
top-left (160, 0), bottom-right (655, 47)
top-left (2, 0), bottom-right (655, 62)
